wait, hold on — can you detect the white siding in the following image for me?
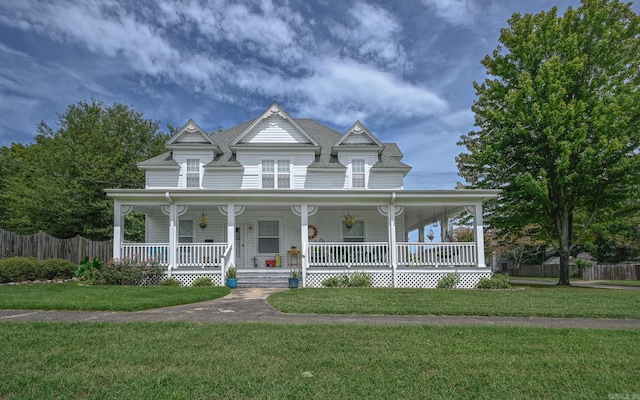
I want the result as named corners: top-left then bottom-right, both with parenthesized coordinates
top-left (343, 133), bottom-right (373, 144)
top-left (203, 170), bottom-right (243, 189)
top-left (172, 150), bottom-right (214, 188)
top-left (368, 171), bottom-right (404, 189)
top-left (337, 152), bottom-right (379, 189)
top-left (304, 171), bottom-right (347, 189)
top-left (241, 116), bottom-right (310, 144)
top-left (146, 170), bottom-right (180, 188)
top-left (146, 211), bottom-right (169, 242)
top-left (236, 151), bottom-right (314, 189)
top-left (180, 131), bottom-right (210, 143)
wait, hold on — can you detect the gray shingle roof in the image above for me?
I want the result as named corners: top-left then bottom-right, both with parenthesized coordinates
top-left (139, 113), bottom-right (409, 173)
top-left (137, 151), bottom-right (179, 168)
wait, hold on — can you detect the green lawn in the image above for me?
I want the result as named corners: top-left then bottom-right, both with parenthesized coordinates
top-left (0, 282), bottom-right (230, 311)
top-left (268, 286), bottom-right (640, 319)
top-left (0, 322), bottom-right (638, 399)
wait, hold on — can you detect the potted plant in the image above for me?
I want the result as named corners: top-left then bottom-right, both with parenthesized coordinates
top-left (199, 212), bottom-right (208, 230)
top-left (226, 265), bottom-right (237, 288)
top-left (343, 212), bottom-right (357, 230)
top-left (289, 268), bottom-right (300, 288)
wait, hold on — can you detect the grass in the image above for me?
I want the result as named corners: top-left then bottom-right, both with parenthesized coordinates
top-left (0, 282), bottom-right (230, 311)
top-left (595, 280), bottom-right (640, 287)
top-left (268, 286), bottom-right (640, 319)
top-left (0, 322), bottom-right (638, 399)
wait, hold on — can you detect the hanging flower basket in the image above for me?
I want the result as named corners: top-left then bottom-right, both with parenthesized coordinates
top-left (344, 212), bottom-right (356, 230)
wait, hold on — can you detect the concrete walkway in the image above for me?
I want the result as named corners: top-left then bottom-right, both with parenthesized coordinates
top-left (2, 288), bottom-right (640, 329)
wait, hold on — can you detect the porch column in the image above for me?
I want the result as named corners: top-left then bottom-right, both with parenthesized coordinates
top-left (299, 204), bottom-right (309, 288)
top-left (168, 202), bottom-right (178, 272)
top-left (113, 200), bottom-right (123, 259)
top-left (418, 225), bottom-right (425, 242)
top-left (226, 203), bottom-right (236, 268)
top-left (474, 202), bottom-right (486, 268)
top-left (388, 203), bottom-right (398, 287)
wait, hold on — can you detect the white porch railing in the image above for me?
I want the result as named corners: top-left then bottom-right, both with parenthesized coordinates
top-left (121, 243), bottom-right (170, 266)
top-left (396, 242), bottom-right (476, 267)
top-left (308, 242), bottom-right (389, 267)
top-left (177, 243), bottom-right (226, 268)
top-left (120, 243), bottom-right (226, 268)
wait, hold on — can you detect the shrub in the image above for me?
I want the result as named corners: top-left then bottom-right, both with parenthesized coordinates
top-left (192, 277), bottom-right (214, 287)
top-left (571, 259), bottom-right (591, 278)
top-left (348, 271), bottom-right (372, 287)
top-left (0, 257), bottom-right (40, 282)
top-left (38, 259), bottom-right (75, 280)
top-left (95, 257), bottom-right (163, 286)
top-left (160, 278), bottom-right (181, 286)
top-left (437, 272), bottom-right (460, 289)
top-left (476, 273), bottom-right (512, 289)
top-left (75, 256), bottom-right (104, 284)
top-left (322, 276), bottom-right (341, 287)
top-left (322, 272), bottom-right (372, 288)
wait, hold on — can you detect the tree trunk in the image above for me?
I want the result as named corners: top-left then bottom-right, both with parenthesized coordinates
top-left (557, 249), bottom-right (571, 285)
top-left (557, 210), bottom-right (572, 286)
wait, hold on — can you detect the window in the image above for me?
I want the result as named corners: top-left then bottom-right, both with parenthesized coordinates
top-left (352, 159), bottom-right (365, 188)
top-left (186, 159), bottom-right (200, 188)
top-left (262, 159), bottom-right (290, 188)
top-left (343, 220), bottom-right (364, 242)
top-left (179, 219), bottom-right (193, 243)
top-left (258, 220), bottom-right (279, 253)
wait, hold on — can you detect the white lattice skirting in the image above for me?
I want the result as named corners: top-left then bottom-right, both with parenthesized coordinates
top-left (147, 271), bottom-right (224, 287)
top-left (306, 269), bottom-right (492, 289)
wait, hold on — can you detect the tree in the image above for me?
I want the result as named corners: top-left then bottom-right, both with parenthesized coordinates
top-left (0, 100), bottom-right (168, 240)
top-left (457, 0), bottom-right (640, 285)
top-left (491, 225), bottom-right (547, 270)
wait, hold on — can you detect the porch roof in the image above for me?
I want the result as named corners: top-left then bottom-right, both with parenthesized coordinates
top-left (105, 188), bottom-right (499, 231)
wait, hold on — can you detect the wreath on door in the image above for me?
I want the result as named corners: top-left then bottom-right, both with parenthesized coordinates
top-left (308, 225), bottom-right (318, 240)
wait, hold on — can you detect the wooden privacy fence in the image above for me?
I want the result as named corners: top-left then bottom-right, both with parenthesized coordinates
top-left (0, 228), bottom-right (113, 264)
top-left (509, 264), bottom-right (640, 281)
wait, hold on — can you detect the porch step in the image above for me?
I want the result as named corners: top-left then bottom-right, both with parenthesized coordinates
top-left (235, 269), bottom-right (291, 288)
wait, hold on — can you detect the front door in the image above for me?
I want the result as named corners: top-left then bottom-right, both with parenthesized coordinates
top-left (235, 225), bottom-right (245, 268)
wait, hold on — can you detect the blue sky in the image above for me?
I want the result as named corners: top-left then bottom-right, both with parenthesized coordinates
top-left (2, 0), bottom-right (637, 189)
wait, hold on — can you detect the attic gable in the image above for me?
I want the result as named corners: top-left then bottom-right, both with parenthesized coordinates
top-left (166, 119), bottom-right (220, 150)
top-left (333, 121), bottom-right (384, 154)
top-left (230, 103), bottom-right (320, 147)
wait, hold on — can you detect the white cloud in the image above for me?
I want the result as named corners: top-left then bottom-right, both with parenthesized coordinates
top-left (329, 2), bottom-right (408, 72)
top-left (420, 0), bottom-right (478, 26)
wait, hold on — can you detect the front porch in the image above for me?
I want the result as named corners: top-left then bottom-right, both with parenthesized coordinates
top-left (107, 189), bottom-right (500, 288)
top-left (120, 241), bottom-right (490, 288)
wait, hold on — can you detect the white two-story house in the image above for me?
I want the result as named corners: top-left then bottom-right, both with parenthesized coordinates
top-left (106, 103), bottom-right (499, 287)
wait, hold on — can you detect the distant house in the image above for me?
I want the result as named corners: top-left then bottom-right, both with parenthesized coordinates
top-left (106, 103), bottom-right (499, 287)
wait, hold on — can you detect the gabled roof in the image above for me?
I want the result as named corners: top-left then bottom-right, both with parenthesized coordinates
top-left (138, 102), bottom-right (411, 173)
top-left (334, 121), bottom-right (384, 148)
top-left (229, 102), bottom-right (320, 149)
top-left (137, 151), bottom-right (180, 169)
top-left (166, 119), bottom-right (221, 153)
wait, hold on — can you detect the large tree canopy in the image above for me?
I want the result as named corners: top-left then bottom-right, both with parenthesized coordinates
top-left (457, 0), bottom-right (640, 284)
top-left (0, 100), bottom-right (168, 240)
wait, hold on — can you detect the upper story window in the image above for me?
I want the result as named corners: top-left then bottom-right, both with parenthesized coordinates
top-left (262, 159), bottom-right (290, 189)
top-left (186, 159), bottom-right (200, 188)
top-left (352, 159), bottom-right (365, 188)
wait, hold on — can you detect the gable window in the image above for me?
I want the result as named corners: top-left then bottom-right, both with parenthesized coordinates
top-left (258, 220), bottom-right (280, 253)
top-left (262, 159), bottom-right (290, 188)
top-left (186, 159), bottom-right (200, 188)
top-left (352, 159), bottom-right (365, 188)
